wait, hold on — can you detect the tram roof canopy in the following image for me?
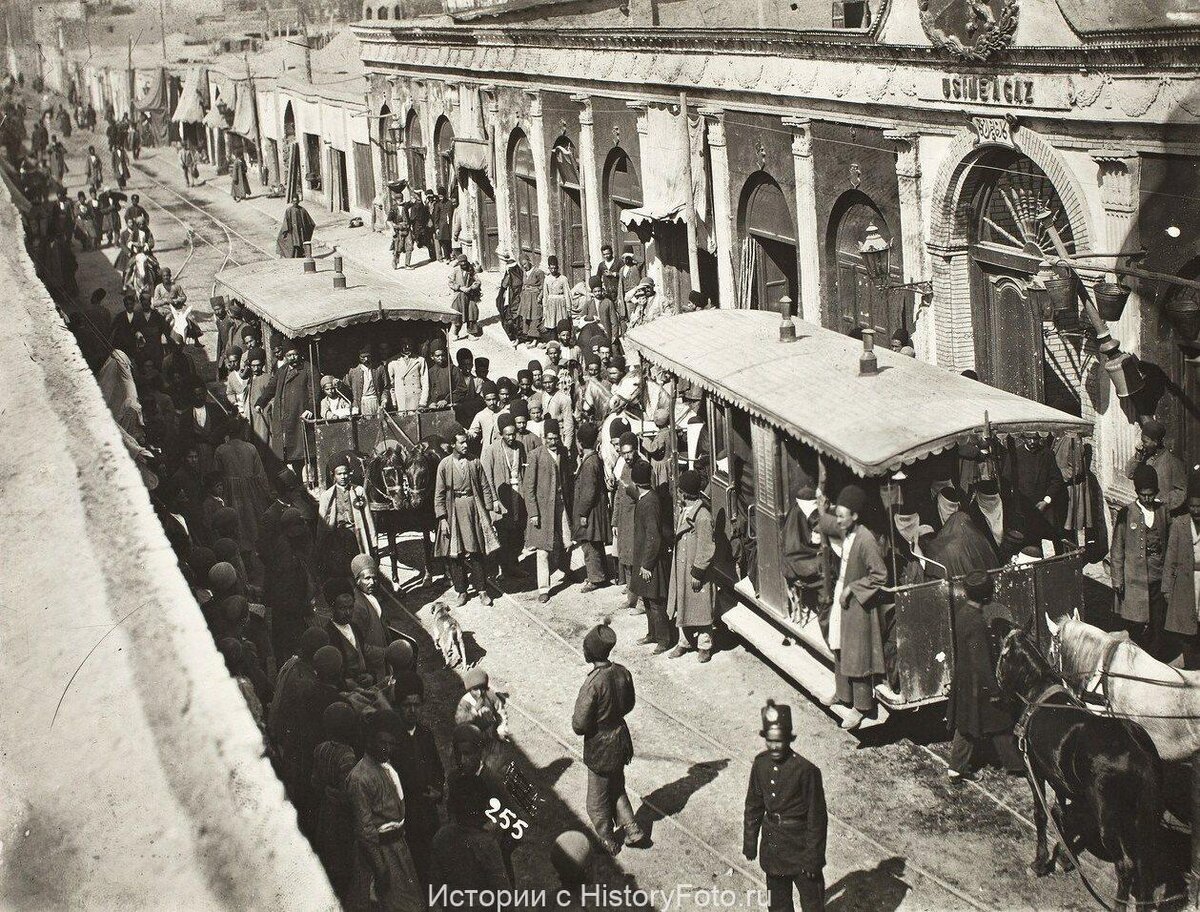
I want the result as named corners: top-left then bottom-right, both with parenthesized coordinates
top-left (625, 310), bottom-right (1092, 477)
top-left (214, 257), bottom-right (457, 339)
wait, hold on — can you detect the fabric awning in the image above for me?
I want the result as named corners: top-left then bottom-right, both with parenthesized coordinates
top-left (203, 102), bottom-right (232, 129)
top-left (231, 83), bottom-right (257, 139)
top-left (624, 310), bottom-right (1092, 477)
top-left (619, 203), bottom-right (686, 229)
top-left (214, 257), bottom-right (458, 339)
top-left (171, 67), bottom-right (207, 124)
top-left (135, 67), bottom-right (166, 112)
top-left (453, 137), bottom-right (489, 173)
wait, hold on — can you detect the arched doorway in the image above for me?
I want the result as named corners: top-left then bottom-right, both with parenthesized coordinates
top-left (1165, 256), bottom-right (1200, 465)
top-left (738, 173), bottom-right (797, 314)
top-left (434, 115), bottom-right (455, 194)
top-left (603, 147), bottom-right (643, 264)
top-left (405, 110), bottom-right (425, 192)
top-left (553, 137), bottom-right (585, 286)
top-left (827, 190), bottom-right (901, 336)
top-left (509, 129), bottom-right (540, 262)
top-left (378, 103), bottom-right (397, 184)
top-left (967, 149), bottom-right (1079, 412)
top-left (280, 101), bottom-right (297, 196)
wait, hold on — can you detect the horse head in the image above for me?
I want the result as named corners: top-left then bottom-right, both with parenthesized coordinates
top-left (401, 441), bottom-right (439, 511)
top-left (992, 617), bottom-right (1061, 706)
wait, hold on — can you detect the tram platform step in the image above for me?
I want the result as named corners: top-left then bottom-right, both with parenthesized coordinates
top-left (721, 604), bottom-right (889, 730)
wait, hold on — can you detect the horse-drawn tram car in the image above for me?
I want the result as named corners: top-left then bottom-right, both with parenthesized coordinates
top-left (625, 308), bottom-right (1093, 728)
top-left (214, 253), bottom-right (461, 575)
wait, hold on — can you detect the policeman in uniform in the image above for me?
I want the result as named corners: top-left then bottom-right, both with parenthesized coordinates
top-left (744, 701), bottom-right (828, 912)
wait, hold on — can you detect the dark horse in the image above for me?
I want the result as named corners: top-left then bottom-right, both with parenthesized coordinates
top-left (366, 439), bottom-right (442, 585)
top-left (991, 619), bottom-right (1162, 910)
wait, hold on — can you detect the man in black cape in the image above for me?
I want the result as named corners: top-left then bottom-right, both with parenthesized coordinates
top-left (277, 197), bottom-right (315, 258)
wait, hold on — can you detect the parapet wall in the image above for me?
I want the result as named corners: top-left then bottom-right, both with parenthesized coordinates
top-left (0, 181), bottom-right (338, 909)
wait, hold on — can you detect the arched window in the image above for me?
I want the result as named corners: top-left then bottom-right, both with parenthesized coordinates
top-left (434, 115), bottom-right (455, 194)
top-left (737, 173), bottom-right (797, 313)
top-left (377, 5), bottom-right (388, 19)
top-left (378, 103), bottom-right (397, 182)
top-left (603, 147), bottom-right (642, 263)
top-left (393, 4), bottom-right (402, 17)
top-left (509, 129), bottom-right (540, 260)
top-left (552, 137), bottom-right (584, 285)
top-left (404, 110), bottom-right (425, 191)
top-left (365, 5), bottom-right (373, 18)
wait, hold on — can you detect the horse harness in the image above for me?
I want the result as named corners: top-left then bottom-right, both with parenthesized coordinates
top-left (1012, 682), bottom-right (1075, 755)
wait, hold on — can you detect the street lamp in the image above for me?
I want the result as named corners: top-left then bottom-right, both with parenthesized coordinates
top-left (857, 224), bottom-right (933, 297)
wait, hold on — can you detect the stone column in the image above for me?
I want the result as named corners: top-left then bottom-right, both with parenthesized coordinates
top-left (700, 107), bottom-right (736, 308)
top-left (528, 90), bottom-right (554, 260)
top-left (1092, 150), bottom-right (1143, 502)
top-left (885, 129), bottom-right (934, 363)
top-left (630, 101), bottom-right (663, 292)
top-left (573, 93), bottom-right (603, 272)
top-left (782, 117), bottom-right (821, 324)
top-left (484, 86), bottom-right (513, 257)
top-left (424, 82), bottom-right (440, 192)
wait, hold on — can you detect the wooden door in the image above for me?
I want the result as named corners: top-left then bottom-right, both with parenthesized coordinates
top-left (976, 268), bottom-right (1043, 402)
top-left (353, 141), bottom-right (375, 210)
top-left (514, 176), bottom-right (540, 260)
top-left (753, 235), bottom-right (796, 314)
top-left (560, 185), bottom-right (586, 286)
top-left (478, 176), bottom-right (499, 271)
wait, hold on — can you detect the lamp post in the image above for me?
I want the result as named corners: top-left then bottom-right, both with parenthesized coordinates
top-left (857, 224), bottom-right (933, 333)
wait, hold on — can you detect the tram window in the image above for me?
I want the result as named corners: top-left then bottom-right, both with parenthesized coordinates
top-left (780, 435), bottom-right (819, 509)
top-left (711, 399), bottom-right (728, 476)
top-left (730, 408), bottom-right (756, 512)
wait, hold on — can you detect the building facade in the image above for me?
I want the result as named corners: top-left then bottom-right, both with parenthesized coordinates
top-left (352, 0), bottom-right (1200, 506)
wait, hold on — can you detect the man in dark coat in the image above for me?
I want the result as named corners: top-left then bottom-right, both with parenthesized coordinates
top-left (629, 460), bottom-right (671, 652)
top-left (571, 622), bottom-right (645, 856)
top-left (573, 422), bottom-right (610, 592)
top-left (523, 418), bottom-right (574, 604)
top-left (744, 701), bottom-right (827, 912)
top-left (1003, 437), bottom-right (1068, 547)
top-left (1162, 479), bottom-right (1200, 669)
top-left (277, 198), bottom-right (316, 258)
top-left (255, 342), bottom-right (314, 473)
top-left (351, 553), bottom-right (402, 681)
top-left (1126, 417), bottom-right (1187, 516)
top-left (481, 415), bottom-right (528, 581)
top-left (946, 572), bottom-right (1022, 782)
top-left (324, 577), bottom-right (372, 686)
top-left (1111, 463), bottom-right (1169, 651)
top-left (781, 483), bottom-right (832, 627)
top-left (392, 671), bottom-right (444, 886)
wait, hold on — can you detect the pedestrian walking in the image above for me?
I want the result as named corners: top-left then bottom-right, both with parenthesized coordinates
top-left (277, 197), bottom-right (316, 258)
top-left (179, 144), bottom-right (196, 187)
top-left (667, 470), bottom-right (716, 662)
top-left (392, 671), bottom-right (444, 887)
top-left (85, 145), bottom-right (103, 193)
top-left (519, 256), bottom-right (545, 344)
top-left (571, 622), bottom-right (645, 856)
top-left (743, 701), bottom-right (828, 912)
top-left (230, 150), bottom-right (251, 201)
top-left (388, 190), bottom-right (414, 269)
top-left (946, 571), bottom-right (1023, 782)
top-left (450, 254), bottom-right (482, 339)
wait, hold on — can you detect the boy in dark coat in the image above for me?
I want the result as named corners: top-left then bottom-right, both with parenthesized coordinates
top-left (946, 572), bottom-right (1022, 782)
top-left (1111, 463), bottom-right (1168, 651)
top-left (629, 460), bottom-right (672, 652)
top-left (744, 701), bottom-right (827, 912)
top-left (571, 622), bottom-right (645, 856)
top-left (573, 422), bottom-right (611, 592)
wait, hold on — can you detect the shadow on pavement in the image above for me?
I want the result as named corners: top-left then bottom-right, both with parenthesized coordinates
top-left (633, 758), bottom-right (730, 846)
top-left (825, 857), bottom-right (911, 912)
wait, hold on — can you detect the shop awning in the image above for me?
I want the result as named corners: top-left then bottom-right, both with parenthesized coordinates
top-left (135, 67), bottom-right (166, 112)
top-left (203, 102), bottom-right (232, 129)
top-left (619, 203), bottom-right (686, 229)
top-left (625, 310), bottom-right (1092, 477)
top-left (453, 137), bottom-right (489, 172)
top-left (231, 83), bottom-right (257, 139)
top-left (171, 67), bottom-right (207, 124)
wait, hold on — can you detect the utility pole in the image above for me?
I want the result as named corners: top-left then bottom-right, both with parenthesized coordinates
top-left (159, 0), bottom-right (168, 62)
top-left (245, 50), bottom-right (265, 183)
top-left (678, 89), bottom-right (700, 304)
top-left (127, 37), bottom-right (135, 122)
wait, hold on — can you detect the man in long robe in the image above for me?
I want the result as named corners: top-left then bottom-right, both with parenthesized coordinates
top-left (434, 431), bottom-right (500, 607)
top-left (277, 198), bottom-right (315, 258)
top-left (480, 416), bottom-right (528, 581)
top-left (255, 342), bottom-right (314, 473)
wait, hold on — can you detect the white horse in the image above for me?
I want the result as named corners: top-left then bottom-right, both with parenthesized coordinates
top-left (1047, 613), bottom-right (1200, 763)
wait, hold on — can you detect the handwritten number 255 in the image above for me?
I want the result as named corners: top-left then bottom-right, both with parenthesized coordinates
top-left (485, 797), bottom-right (528, 840)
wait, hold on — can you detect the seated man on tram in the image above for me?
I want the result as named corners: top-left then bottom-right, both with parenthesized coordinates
top-left (388, 335), bottom-right (430, 413)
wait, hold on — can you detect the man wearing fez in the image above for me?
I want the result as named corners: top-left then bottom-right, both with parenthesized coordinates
top-left (392, 671), bottom-right (444, 887)
top-left (344, 344), bottom-right (388, 418)
top-left (347, 709), bottom-right (425, 912)
top-left (1127, 417), bottom-right (1187, 515)
top-left (947, 572), bottom-right (1023, 783)
top-left (828, 484), bottom-right (887, 730)
top-left (744, 700), bottom-right (828, 912)
top-left (572, 621), bottom-right (645, 856)
top-left (667, 470), bottom-right (716, 662)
